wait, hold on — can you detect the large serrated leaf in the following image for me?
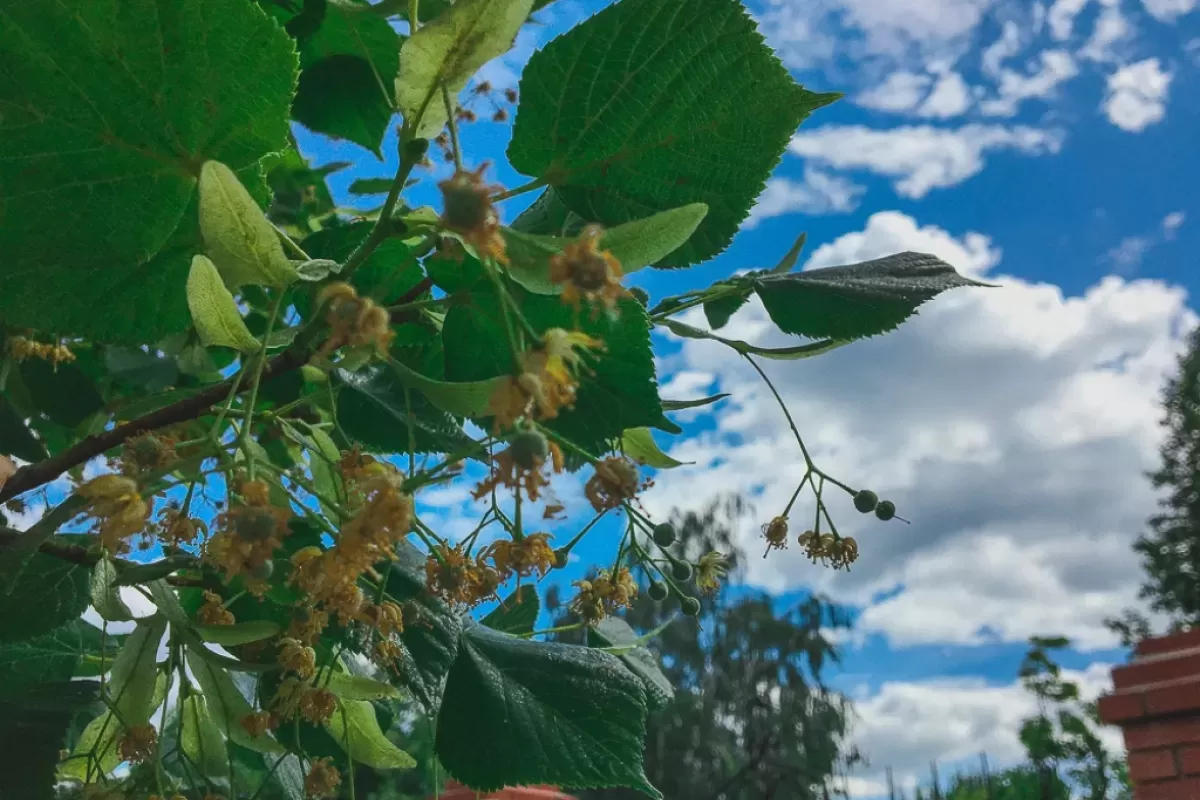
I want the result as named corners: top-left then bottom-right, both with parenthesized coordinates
top-left (436, 624), bottom-right (658, 796)
top-left (181, 694), bottom-right (230, 778)
top-left (589, 617), bottom-right (674, 713)
top-left (480, 585), bottom-right (539, 636)
top-left (108, 616), bottom-right (167, 726)
top-left (187, 648), bottom-right (286, 754)
top-left (0, 552), bottom-right (91, 643)
top-left (90, 559), bottom-right (133, 622)
top-left (507, 0), bottom-right (838, 267)
top-left (752, 251), bottom-right (990, 341)
top-left (0, 0), bottom-right (298, 342)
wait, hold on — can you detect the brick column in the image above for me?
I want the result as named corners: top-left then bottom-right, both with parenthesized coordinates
top-left (1098, 628), bottom-right (1200, 800)
top-left (431, 780), bottom-right (577, 799)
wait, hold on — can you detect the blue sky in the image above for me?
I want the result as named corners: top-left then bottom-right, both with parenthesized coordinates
top-left (30, 0), bottom-right (1198, 795)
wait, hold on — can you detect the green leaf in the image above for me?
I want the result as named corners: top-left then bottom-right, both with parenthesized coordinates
top-left (349, 177), bottom-right (399, 195)
top-left (289, 0), bottom-right (401, 156)
top-left (589, 617), bottom-right (674, 713)
top-left (194, 620), bottom-right (282, 646)
top-left (326, 699), bottom-right (417, 768)
top-left (769, 231), bottom-right (807, 274)
top-left (300, 221), bottom-right (424, 310)
top-left (436, 624), bottom-right (658, 796)
top-left (752, 252), bottom-right (990, 341)
top-left (1, 702), bottom-right (76, 800)
top-left (388, 358), bottom-right (506, 418)
top-left (507, 0), bottom-right (838, 267)
top-left (108, 616), bottom-right (167, 727)
top-left (661, 393), bottom-right (729, 411)
top-left (620, 427), bottom-right (687, 469)
top-left (661, 319), bottom-right (848, 361)
top-left (481, 586), bottom-right (539, 636)
top-left (104, 346), bottom-right (182, 394)
top-left (181, 694), bottom-right (230, 778)
top-left (510, 186), bottom-right (588, 238)
top-left (0, 0), bottom-right (298, 342)
top-left (325, 670), bottom-right (403, 702)
top-left (147, 578), bottom-right (190, 626)
top-left (0, 620), bottom-right (101, 701)
top-left (395, 0), bottom-right (534, 138)
top-left (502, 204), bottom-right (709, 294)
top-left (0, 497), bottom-right (87, 592)
top-left (443, 289), bottom-right (664, 454)
top-left (703, 289), bottom-right (752, 330)
top-left (199, 162), bottom-right (301, 290)
top-left (187, 257), bottom-right (264, 353)
top-left (336, 364), bottom-right (475, 455)
top-left (90, 559), bottom-right (133, 622)
top-left (0, 396), bottom-right (48, 463)
top-left (19, 359), bottom-right (106, 431)
top-left (0, 552), bottom-right (90, 642)
top-left (187, 648), bottom-right (286, 754)
top-left (381, 540), bottom-right (463, 712)
top-left (59, 709), bottom-right (122, 782)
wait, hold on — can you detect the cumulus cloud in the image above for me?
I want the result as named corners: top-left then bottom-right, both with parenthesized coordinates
top-left (1103, 58), bottom-right (1173, 131)
top-left (856, 72), bottom-right (934, 113)
top-left (843, 665), bottom-right (1122, 796)
top-left (917, 71), bottom-right (974, 117)
top-left (1080, 4), bottom-right (1136, 62)
top-left (742, 168), bottom-right (866, 229)
top-left (646, 210), bottom-right (1197, 652)
top-left (1048, 0), bottom-right (1092, 40)
top-left (788, 125), bottom-right (1064, 198)
top-left (1163, 210), bottom-right (1186, 237)
top-left (979, 50), bottom-right (1080, 116)
top-left (1141, 0), bottom-right (1197, 21)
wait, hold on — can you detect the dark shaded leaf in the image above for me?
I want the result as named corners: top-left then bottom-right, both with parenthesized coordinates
top-left (0, 552), bottom-right (90, 643)
top-left (481, 585), bottom-right (539, 636)
top-left (590, 617), bottom-right (674, 712)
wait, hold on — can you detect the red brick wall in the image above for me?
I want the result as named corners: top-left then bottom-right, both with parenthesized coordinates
top-left (1098, 628), bottom-right (1200, 800)
top-left (430, 780), bottom-right (577, 799)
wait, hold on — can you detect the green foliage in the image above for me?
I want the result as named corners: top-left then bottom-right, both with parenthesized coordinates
top-left (508, 0), bottom-right (837, 266)
top-left (0, 0), bottom-right (988, 794)
top-left (436, 624), bottom-right (657, 795)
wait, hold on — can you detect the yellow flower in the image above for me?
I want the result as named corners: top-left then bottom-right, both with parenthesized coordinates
top-left (197, 590), bottom-right (235, 626)
top-left (76, 474), bottom-right (151, 553)
top-left (548, 225), bottom-right (628, 315)
top-left (278, 638), bottom-right (316, 679)
top-left (570, 567), bottom-right (637, 624)
top-left (299, 687), bottom-right (337, 725)
top-left (695, 552), bottom-right (730, 595)
top-left (6, 336), bottom-right (75, 367)
top-left (485, 533), bottom-right (556, 581)
top-left (584, 456), bottom-right (643, 512)
top-left (316, 282), bottom-right (395, 358)
top-left (359, 601), bottom-right (405, 636)
top-left (472, 435), bottom-right (564, 503)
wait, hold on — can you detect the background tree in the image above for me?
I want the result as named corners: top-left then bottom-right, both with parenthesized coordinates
top-left (1109, 324), bottom-right (1200, 643)
top-left (544, 496), bottom-right (863, 800)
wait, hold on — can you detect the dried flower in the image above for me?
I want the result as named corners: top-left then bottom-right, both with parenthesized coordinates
top-left (317, 282), bottom-right (394, 358)
top-left (472, 435), bottom-right (564, 503)
top-left (549, 225), bottom-right (628, 315)
top-left (304, 757), bottom-right (342, 798)
top-left (584, 456), bottom-right (643, 512)
top-left (485, 533), bottom-right (556, 581)
top-left (424, 543), bottom-right (503, 607)
top-left (278, 638), bottom-right (316, 679)
top-left (6, 335), bottom-right (75, 367)
top-left (299, 687), bottom-right (337, 725)
top-left (121, 433), bottom-right (177, 475)
top-left (438, 164), bottom-right (507, 264)
top-left (116, 723), bottom-right (157, 764)
top-left (761, 516), bottom-right (789, 557)
top-left (240, 711), bottom-right (275, 738)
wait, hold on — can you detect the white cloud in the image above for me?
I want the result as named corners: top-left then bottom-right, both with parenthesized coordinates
top-left (1103, 58), bottom-right (1172, 132)
top-left (1048, 0), bottom-right (1092, 40)
top-left (647, 211), bottom-right (1197, 651)
top-left (982, 20), bottom-right (1024, 75)
top-left (857, 72), bottom-right (934, 113)
top-left (743, 168), bottom-right (866, 229)
top-left (917, 71), bottom-right (973, 117)
top-left (1106, 236), bottom-right (1152, 271)
top-left (845, 665), bottom-right (1122, 795)
top-left (1080, 4), bottom-right (1135, 62)
top-left (788, 125), bottom-right (1064, 198)
top-left (1164, 210), bottom-right (1186, 237)
top-left (1141, 0), bottom-right (1197, 21)
top-left (980, 50), bottom-right (1080, 116)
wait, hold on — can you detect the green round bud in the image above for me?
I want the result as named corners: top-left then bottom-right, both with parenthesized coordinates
top-left (509, 429), bottom-right (550, 471)
top-left (628, 287), bottom-right (650, 307)
top-left (553, 549), bottom-right (570, 569)
top-left (875, 500), bottom-right (897, 521)
top-left (680, 597), bottom-right (701, 617)
top-left (652, 523), bottom-right (677, 548)
top-left (853, 490), bottom-right (879, 514)
top-left (648, 581), bottom-right (668, 602)
top-left (250, 560), bottom-right (275, 580)
top-left (671, 561), bottom-right (693, 582)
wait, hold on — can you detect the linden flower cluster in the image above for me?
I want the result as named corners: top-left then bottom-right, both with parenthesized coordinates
top-left (204, 479), bottom-right (292, 597)
top-left (305, 758), bottom-right (342, 798)
top-left (6, 335), bottom-right (75, 367)
top-left (488, 328), bottom-right (603, 430)
top-left (116, 723), bottom-right (157, 764)
top-left (424, 532), bottom-right (556, 607)
top-left (570, 567), bottom-right (638, 624)
top-left (76, 474), bottom-right (152, 553)
top-left (437, 164), bottom-right (507, 264)
top-left (797, 530), bottom-right (858, 569)
top-left (584, 456), bottom-right (648, 512)
top-left (316, 281), bottom-right (394, 358)
top-left (472, 428), bottom-right (564, 504)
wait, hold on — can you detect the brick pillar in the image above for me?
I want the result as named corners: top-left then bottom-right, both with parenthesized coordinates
top-left (1098, 628), bottom-right (1200, 800)
top-left (430, 780), bottom-right (577, 799)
